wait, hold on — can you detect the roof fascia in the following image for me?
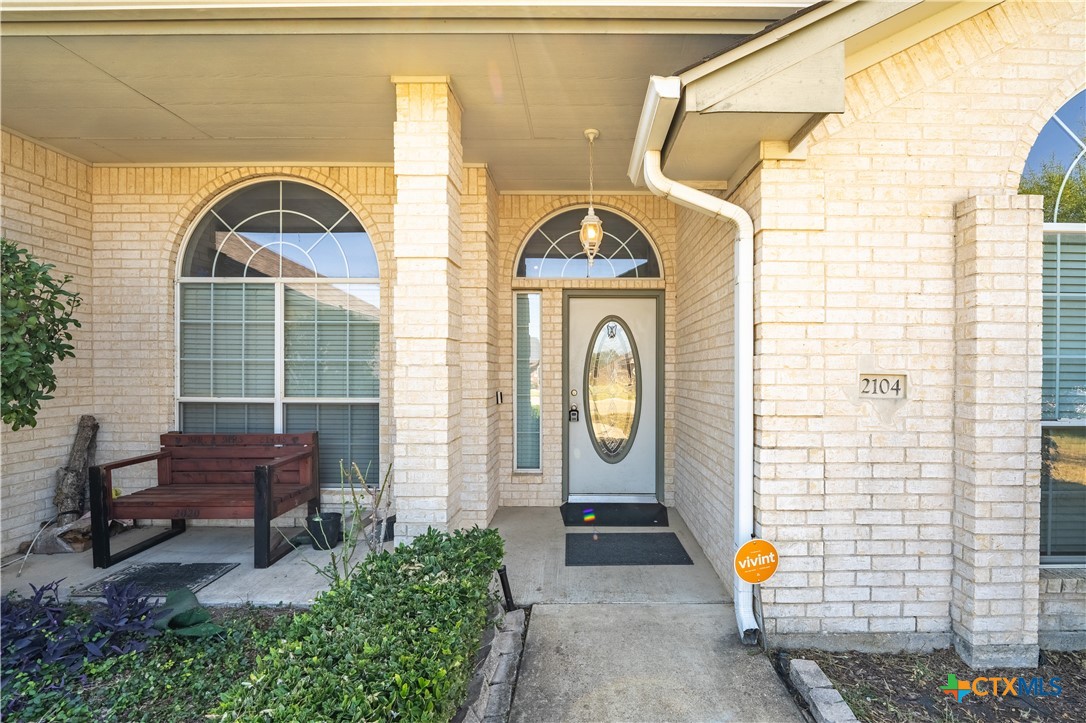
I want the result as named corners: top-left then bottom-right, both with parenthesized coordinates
top-left (679, 1), bottom-right (922, 113)
top-left (1, 1), bottom-right (807, 34)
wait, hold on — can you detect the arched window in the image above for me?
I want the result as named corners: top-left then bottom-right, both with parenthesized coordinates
top-left (178, 180), bottom-right (379, 486)
top-left (1020, 91), bottom-right (1085, 564)
top-left (516, 207), bottom-right (661, 279)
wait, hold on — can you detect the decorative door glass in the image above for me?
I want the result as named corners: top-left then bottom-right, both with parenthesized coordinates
top-left (584, 316), bottom-right (640, 462)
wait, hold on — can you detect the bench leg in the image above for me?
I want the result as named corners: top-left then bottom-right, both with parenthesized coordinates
top-left (90, 473), bottom-right (187, 569)
top-left (89, 466), bottom-right (112, 568)
top-left (254, 465), bottom-right (293, 569)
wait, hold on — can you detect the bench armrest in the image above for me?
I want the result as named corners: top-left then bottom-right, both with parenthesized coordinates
top-left (94, 450), bottom-right (169, 474)
top-left (263, 449), bottom-right (314, 470)
top-left (258, 447), bottom-right (319, 498)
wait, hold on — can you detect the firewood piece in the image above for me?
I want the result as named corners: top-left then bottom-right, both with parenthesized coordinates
top-left (54, 415), bottom-right (99, 526)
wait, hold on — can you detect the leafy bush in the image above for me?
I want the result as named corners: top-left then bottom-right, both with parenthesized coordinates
top-left (217, 527), bottom-right (504, 722)
top-left (1, 581), bottom-right (163, 716)
top-left (1, 237), bottom-right (82, 430)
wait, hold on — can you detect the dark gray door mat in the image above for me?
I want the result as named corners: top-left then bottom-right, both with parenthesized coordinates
top-left (72, 562), bottom-right (239, 597)
top-left (565, 532), bottom-right (693, 566)
top-left (560, 503), bottom-right (669, 527)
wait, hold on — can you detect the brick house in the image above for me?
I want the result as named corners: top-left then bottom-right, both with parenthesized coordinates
top-left (1, 1), bottom-right (1082, 667)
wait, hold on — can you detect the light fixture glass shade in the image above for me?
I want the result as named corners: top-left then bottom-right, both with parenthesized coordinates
top-left (579, 209), bottom-right (603, 260)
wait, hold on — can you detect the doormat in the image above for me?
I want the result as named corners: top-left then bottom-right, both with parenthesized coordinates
top-left (72, 562), bottom-right (239, 598)
top-left (560, 503), bottom-right (668, 527)
top-left (565, 532), bottom-right (693, 566)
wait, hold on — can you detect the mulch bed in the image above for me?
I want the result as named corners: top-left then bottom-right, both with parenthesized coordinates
top-left (776, 648), bottom-right (1085, 722)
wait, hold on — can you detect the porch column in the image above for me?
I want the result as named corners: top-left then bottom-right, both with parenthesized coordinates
top-left (951, 194), bottom-right (1043, 668)
top-left (391, 77), bottom-right (464, 538)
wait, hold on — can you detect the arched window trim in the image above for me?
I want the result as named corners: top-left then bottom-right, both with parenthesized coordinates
top-left (513, 205), bottom-right (664, 280)
top-left (176, 176), bottom-right (380, 282)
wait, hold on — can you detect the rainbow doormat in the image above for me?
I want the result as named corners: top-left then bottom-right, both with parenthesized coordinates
top-left (560, 503), bottom-right (668, 527)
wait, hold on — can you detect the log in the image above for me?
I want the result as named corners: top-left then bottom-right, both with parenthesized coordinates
top-left (54, 415), bottom-right (99, 526)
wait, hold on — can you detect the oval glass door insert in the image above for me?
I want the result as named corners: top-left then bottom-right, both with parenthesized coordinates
top-left (584, 316), bottom-right (641, 463)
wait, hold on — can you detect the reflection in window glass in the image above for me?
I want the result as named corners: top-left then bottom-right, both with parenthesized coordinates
top-left (284, 284), bottom-right (380, 398)
top-left (1020, 90), bottom-right (1085, 223)
top-left (181, 181), bottom-right (378, 279)
top-left (1041, 427), bottom-right (1086, 563)
top-left (516, 208), bottom-right (661, 279)
top-left (515, 294), bottom-right (542, 470)
top-left (1042, 231), bottom-right (1086, 421)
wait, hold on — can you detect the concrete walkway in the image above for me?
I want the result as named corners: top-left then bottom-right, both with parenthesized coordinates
top-left (511, 603), bottom-right (803, 723)
top-left (493, 508), bottom-right (804, 723)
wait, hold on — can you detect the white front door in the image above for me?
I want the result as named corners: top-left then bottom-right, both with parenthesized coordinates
top-left (566, 293), bottom-right (659, 502)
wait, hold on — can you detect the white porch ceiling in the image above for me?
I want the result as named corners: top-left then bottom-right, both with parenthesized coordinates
top-left (0, 2), bottom-right (810, 191)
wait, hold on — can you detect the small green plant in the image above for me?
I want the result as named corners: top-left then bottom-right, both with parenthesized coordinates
top-left (287, 462), bottom-right (394, 585)
top-left (1, 238), bottom-right (82, 430)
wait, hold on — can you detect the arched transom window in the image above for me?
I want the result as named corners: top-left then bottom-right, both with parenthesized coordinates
top-left (516, 207), bottom-right (661, 279)
top-left (178, 180), bottom-right (379, 486)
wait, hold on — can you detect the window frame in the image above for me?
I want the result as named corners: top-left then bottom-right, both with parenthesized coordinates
top-left (174, 179), bottom-right (380, 486)
top-left (513, 291), bottom-right (543, 473)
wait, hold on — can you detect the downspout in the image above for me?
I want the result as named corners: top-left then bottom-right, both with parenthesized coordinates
top-left (629, 76), bottom-right (759, 644)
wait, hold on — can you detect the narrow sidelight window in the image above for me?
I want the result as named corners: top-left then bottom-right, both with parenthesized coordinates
top-left (515, 293), bottom-right (542, 470)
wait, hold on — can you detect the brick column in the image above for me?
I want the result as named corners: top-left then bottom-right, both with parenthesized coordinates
top-left (951, 194), bottom-right (1043, 668)
top-left (391, 77), bottom-right (464, 538)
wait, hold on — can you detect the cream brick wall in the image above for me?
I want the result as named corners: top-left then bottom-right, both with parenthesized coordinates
top-left (498, 195), bottom-right (676, 507)
top-left (1, 132), bottom-right (93, 554)
top-left (1039, 570), bottom-right (1086, 650)
top-left (743, 0), bottom-right (1084, 654)
top-left (90, 164), bottom-right (395, 526)
top-left (459, 165), bottom-right (501, 527)
top-left (674, 202), bottom-right (737, 589)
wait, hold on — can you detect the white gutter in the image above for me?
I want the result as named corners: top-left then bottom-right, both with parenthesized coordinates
top-left (630, 76), bottom-right (759, 644)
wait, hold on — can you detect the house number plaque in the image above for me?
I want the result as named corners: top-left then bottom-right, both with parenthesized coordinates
top-left (859, 373), bottom-right (906, 399)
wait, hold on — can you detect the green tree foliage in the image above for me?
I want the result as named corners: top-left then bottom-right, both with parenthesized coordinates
top-left (1, 239), bottom-right (82, 430)
top-left (1019, 155), bottom-right (1086, 223)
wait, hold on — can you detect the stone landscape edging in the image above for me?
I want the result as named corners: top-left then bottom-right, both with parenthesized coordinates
top-left (789, 658), bottom-right (859, 723)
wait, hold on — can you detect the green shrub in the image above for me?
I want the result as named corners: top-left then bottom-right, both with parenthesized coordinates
top-left (1, 238), bottom-right (83, 431)
top-left (216, 527), bottom-right (504, 723)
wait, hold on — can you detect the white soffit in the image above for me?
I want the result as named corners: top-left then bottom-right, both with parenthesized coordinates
top-left (0, 3), bottom-right (816, 191)
top-left (659, 0), bottom-right (1001, 184)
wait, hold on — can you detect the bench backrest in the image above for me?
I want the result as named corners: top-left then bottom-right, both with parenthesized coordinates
top-left (158, 432), bottom-right (318, 486)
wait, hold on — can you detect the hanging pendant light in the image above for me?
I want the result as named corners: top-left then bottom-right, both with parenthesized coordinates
top-left (579, 129), bottom-right (603, 270)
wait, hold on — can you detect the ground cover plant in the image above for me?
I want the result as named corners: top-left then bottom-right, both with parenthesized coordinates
top-left (1, 581), bottom-right (283, 722)
top-left (217, 526), bottom-right (504, 722)
top-left (780, 647), bottom-right (1086, 722)
top-left (2, 527), bottom-right (504, 722)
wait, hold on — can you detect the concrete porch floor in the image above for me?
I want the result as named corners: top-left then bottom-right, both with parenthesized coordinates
top-left (491, 506), bottom-right (729, 606)
top-left (0, 525), bottom-right (341, 606)
top-left (2, 506), bottom-right (728, 609)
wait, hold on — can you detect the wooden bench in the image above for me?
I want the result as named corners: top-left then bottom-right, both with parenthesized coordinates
top-left (89, 432), bottom-right (319, 569)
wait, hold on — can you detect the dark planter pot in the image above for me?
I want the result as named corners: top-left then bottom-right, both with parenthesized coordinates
top-left (308, 512), bottom-right (342, 550)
